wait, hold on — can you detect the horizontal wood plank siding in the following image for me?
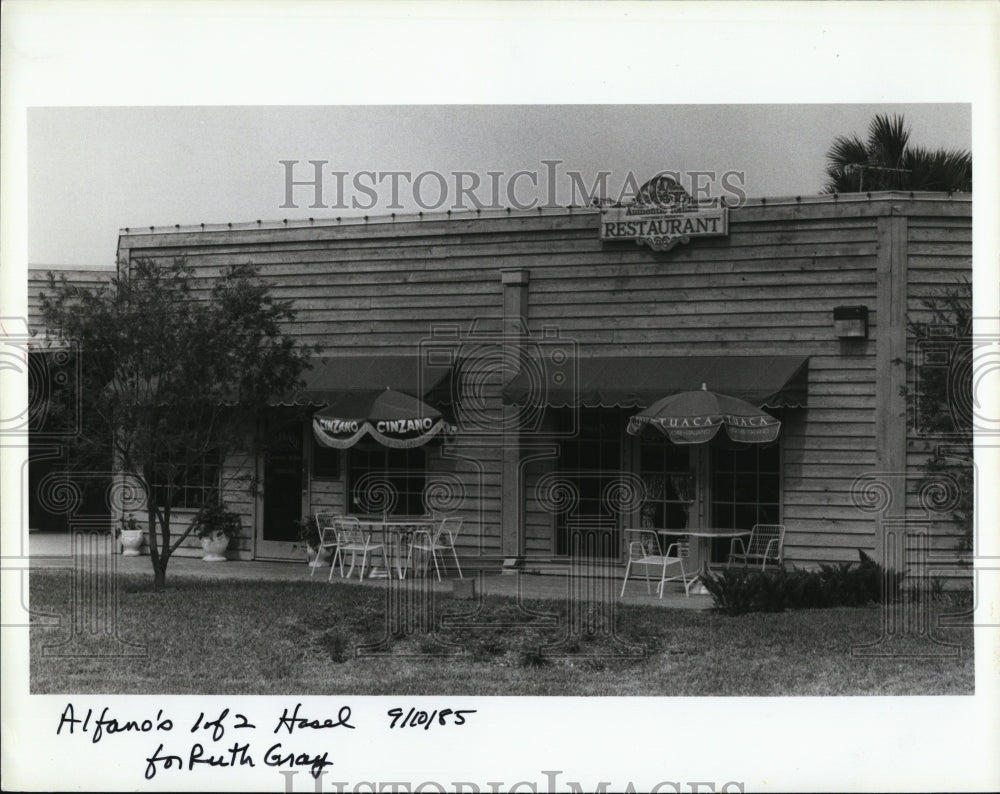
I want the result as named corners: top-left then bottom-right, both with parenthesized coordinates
top-left (111, 194), bottom-right (971, 569)
top-left (903, 212), bottom-right (973, 579)
top-left (522, 209), bottom-right (881, 566)
top-left (27, 268), bottom-right (114, 335)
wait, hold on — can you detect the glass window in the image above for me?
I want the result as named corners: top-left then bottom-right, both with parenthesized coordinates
top-left (149, 452), bottom-right (220, 510)
top-left (311, 437), bottom-right (340, 480)
top-left (711, 445), bottom-right (781, 523)
top-left (709, 443), bottom-right (781, 562)
top-left (639, 441), bottom-right (693, 530)
top-left (552, 407), bottom-right (626, 558)
top-left (347, 444), bottom-right (426, 516)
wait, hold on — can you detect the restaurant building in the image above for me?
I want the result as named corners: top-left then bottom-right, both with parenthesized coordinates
top-left (31, 187), bottom-right (973, 577)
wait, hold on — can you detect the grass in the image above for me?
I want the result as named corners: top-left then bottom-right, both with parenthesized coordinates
top-left (29, 570), bottom-right (973, 696)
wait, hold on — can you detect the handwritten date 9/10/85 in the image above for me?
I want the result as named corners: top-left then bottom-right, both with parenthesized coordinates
top-left (387, 707), bottom-right (476, 730)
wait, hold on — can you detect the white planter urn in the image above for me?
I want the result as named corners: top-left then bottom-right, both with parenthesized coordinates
top-left (200, 531), bottom-right (231, 562)
top-left (119, 529), bottom-right (144, 556)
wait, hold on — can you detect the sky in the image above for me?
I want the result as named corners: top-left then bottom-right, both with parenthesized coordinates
top-left (27, 103), bottom-right (972, 267)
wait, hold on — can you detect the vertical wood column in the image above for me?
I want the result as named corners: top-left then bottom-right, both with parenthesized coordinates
top-left (500, 269), bottom-right (529, 563)
top-left (874, 211), bottom-right (909, 564)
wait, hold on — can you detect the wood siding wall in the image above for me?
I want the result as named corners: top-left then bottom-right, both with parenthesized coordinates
top-left (28, 268), bottom-right (113, 338)
top-left (520, 208), bottom-right (882, 566)
top-left (110, 194), bottom-right (971, 569)
top-left (904, 212), bottom-right (974, 576)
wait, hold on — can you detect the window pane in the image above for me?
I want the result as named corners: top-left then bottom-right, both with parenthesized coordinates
top-left (759, 443), bottom-right (780, 469)
top-left (664, 447), bottom-right (689, 474)
top-left (712, 503), bottom-right (734, 528)
top-left (347, 443), bottom-right (427, 516)
top-left (732, 474), bottom-right (757, 503)
top-left (731, 447), bottom-right (758, 472)
top-left (312, 439), bottom-right (340, 479)
top-left (712, 447), bottom-right (735, 472)
top-left (147, 453), bottom-right (219, 509)
top-left (662, 502), bottom-right (690, 530)
top-left (759, 474), bottom-right (780, 503)
top-left (734, 504), bottom-right (758, 530)
top-left (640, 446), bottom-right (660, 471)
top-left (711, 442), bottom-right (780, 537)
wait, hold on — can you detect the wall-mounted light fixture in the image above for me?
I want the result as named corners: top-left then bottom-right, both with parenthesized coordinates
top-left (834, 305), bottom-right (869, 339)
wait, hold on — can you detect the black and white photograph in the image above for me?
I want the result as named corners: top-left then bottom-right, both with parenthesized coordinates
top-left (2, 3), bottom-right (998, 793)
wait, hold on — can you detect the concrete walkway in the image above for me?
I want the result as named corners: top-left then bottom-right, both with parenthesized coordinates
top-left (27, 531), bottom-right (713, 610)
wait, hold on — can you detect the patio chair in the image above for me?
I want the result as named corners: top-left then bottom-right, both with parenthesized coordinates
top-left (435, 516), bottom-right (464, 580)
top-left (311, 512), bottom-right (340, 578)
top-left (407, 516), bottom-right (462, 581)
top-left (330, 515), bottom-right (385, 581)
top-left (727, 523), bottom-right (785, 571)
top-left (620, 529), bottom-right (692, 598)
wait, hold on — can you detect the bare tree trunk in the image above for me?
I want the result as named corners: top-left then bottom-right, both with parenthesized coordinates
top-left (153, 557), bottom-right (167, 589)
top-left (143, 464), bottom-right (165, 588)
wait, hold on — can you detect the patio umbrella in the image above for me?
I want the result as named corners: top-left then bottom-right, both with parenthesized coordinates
top-left (626, 383), bottom-right (780, 445)
top-left (312, 388), bottom-right (447, 449)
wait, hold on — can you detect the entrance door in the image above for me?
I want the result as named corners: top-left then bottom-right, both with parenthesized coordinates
top-left (638, 441), bottom-right (697, 531)
top-left (256, 416), bottom-right (307, 560)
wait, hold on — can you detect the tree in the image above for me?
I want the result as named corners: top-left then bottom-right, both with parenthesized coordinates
top-left (39, 258), bottom-right (313, 588)
top-left (823, 113), bottom-right (972, 194)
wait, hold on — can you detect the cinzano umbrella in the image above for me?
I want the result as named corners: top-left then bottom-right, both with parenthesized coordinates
top-left (313, 388), bottom-right (447, 449)
top-left (626, 383), bottom-right (780, 445)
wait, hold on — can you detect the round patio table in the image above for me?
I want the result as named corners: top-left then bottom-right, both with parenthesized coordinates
top-left (350, 516), bottom-right (438, 580)
top-left (653, 528), bottom-right (752, 594)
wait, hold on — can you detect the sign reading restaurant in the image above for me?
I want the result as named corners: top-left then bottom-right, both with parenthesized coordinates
top-left (599, 174), bottom-right (729, 252)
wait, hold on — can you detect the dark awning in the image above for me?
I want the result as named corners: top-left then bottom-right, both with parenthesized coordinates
top-left (501, 355), bottom-right (808, 409)
top-left (275, 355), bottom-right (452, 406)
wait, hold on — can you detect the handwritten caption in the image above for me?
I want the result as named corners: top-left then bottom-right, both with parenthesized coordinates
top-left (55, 701), bottom-right (476, 781)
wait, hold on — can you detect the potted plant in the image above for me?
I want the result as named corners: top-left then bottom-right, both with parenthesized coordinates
top-left (189, 500), bottom-right (242, 562)
top-left (116, 513), bottom-right (144, 556)
top-left (295, 514), bottom-right (332, 568)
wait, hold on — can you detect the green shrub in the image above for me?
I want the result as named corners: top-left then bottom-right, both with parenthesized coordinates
top-left (320, 628), bottom-right (353, 662)
top-left (702, 549), bottom-right (903, 615)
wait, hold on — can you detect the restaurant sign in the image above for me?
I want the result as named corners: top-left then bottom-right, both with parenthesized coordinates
top-left (599, 174), bottom-right (729, 252)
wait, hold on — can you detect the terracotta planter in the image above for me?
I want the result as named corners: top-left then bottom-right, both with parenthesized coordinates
top-left (119, 529), bottom-right (144, 556)
top-left (200, 531), bottom-right (231, 562)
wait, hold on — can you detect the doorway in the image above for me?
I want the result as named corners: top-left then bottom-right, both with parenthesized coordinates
top-left (256, 411), bottom-right (307, 560)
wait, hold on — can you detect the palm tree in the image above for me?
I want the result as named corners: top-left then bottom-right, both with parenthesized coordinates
top-left (823, 113), bottom-right (971, 194)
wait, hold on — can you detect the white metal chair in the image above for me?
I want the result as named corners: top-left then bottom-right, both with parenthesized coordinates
top-left (330, 516), bottom-right (385, 581)
top-left (727, 523), bottom-right (785, 571)
top-left (620, 529), bottom-right (692, 598)
top-left (311, 512), bottom-right (340, 578)
top-left (407, 516), bottom-right (462, 581)
top-left (434, 516), bottom-right (463, 580)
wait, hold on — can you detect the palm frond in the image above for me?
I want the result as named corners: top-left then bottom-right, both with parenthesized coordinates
top-left (821, 113), bottom-right (970, 194)
top-left (867, 113), bottom-right (910, 167)
top-left (902, 146), bottom-right (972, 192)
top-left (822, 134), bottom-right (869, 193)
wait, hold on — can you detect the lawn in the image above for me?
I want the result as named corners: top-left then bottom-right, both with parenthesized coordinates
top-left (29, 570), bottom-right (974, 696)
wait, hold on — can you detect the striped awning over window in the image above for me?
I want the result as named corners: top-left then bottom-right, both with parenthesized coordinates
top-left (274, 354), bottom-right (451, 406)
top-left (501, 355), bottom-right (808, 409)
